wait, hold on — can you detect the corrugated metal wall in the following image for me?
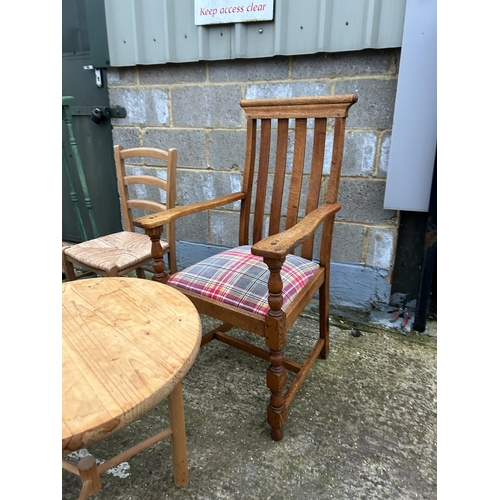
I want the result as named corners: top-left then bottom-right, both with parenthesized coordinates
top-left (104, 0), bottom-right (406, 66)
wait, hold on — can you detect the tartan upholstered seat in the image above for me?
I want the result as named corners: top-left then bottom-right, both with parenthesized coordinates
top-left (168, 246), bottom-right (319, 317)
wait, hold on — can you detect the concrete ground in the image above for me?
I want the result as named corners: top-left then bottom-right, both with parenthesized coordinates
top-left (62, 302), bottom-right (437, 500)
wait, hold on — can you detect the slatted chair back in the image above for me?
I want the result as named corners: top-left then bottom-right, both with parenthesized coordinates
top-left (239, 95), bottom-right (357, 262)
top-left (114, 145), bottom-right (177, 235)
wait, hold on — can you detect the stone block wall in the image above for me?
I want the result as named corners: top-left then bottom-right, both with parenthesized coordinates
top-left (107, 48), bottom-right (401, 311)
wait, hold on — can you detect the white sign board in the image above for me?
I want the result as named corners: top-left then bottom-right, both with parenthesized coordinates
top-left (195, 0), bottom-right (274, 25)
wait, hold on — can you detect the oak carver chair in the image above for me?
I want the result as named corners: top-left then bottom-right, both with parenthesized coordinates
top-left (135, 95), bottom-right (358, 440)
top-left (62, 145), bottom-right (178, 281)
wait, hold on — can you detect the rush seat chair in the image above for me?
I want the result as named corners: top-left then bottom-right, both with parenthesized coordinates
top-left (62, 146), bottom-right (178, 281)
top-left (135, 95), bottom-right (358, 440)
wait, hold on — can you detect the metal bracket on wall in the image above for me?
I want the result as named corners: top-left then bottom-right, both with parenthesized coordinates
top-left (83, 65), bottom-right (102, 87)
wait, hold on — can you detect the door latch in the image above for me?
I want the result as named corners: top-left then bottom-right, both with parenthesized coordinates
top-left (83, 65), bottom-right (102, 88)
top-left (90, 106), bottom-right (127, 124)
top-left (69, 105), bottom-right (127, 123)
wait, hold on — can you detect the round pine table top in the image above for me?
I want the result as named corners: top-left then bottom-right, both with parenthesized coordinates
top-left (62, 277), bottom-right (201, 453)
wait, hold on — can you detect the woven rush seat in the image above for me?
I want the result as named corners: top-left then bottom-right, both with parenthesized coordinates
top-left (168, 245), bottom-right (319, 317)
top-left (65, 232), bottom-right (169, 273)
top-left (62, 145), bottom-right (177, 281)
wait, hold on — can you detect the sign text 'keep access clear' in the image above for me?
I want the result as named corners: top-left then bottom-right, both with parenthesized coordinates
top-left (195, 0), bottom-right (274, 25)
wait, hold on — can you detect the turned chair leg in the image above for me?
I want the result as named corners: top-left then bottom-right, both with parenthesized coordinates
top-left (266, 348), bottom-right (287, 441)
top-left (263, 256), bottom-right (288, 441)
top-left (146, 226), bottom-right (170, 283)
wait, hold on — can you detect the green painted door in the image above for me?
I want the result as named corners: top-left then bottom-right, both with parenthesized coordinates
top-left (62, 0), bottom-right (122, 242)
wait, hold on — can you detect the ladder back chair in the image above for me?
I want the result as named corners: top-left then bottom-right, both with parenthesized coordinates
top-left (135, 95), bottom-right (358, 440)
top-left (62, 145), bottom-right (177, 281)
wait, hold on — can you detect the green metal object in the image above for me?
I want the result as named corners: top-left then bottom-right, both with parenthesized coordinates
top-left (62, 137), bottom-right (88, 241)
top-left (62, 96), bottom-right (100, 240)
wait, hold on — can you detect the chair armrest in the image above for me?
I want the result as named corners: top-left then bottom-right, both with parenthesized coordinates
top-left (251, 202), bottom-right (341, 259)
top-left (134, 192), bottom-right (246, 230)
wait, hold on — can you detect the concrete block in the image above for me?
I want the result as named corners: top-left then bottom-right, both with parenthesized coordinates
top-left (337, 179), bottom-right (396, 223)
top-left (246, 81), bottom-right (330, 100)
top-left (330, 262), bottom-right (391, 308)
top-left (143, 128), bottom-right (206, 168)
top-left (292, 49), bottom-right (393, 79)
top-left (209, 210), bottom-right (241, 247)
top-left (112, 128), bottom-right (141, 161)
top-left (109, 88), bottom-right (169, 126)
top-left (335, 78), bottom-right (397, 129)
top-left (208, 130), bottom-right (247, 171)
top-left (342, 131), bottom-right (378, 177)
top-left (106, 67), bottom-right (136, 86)
top-left (365, 227), bottom-right (397, 270)
top-left (310, 221), bottom-right (364, 263)
top-left (377, 131), bottom-right (391, 178)
top-left (176, 170), bottom-right (243, 210)
top-left (176, 211), bottom-right (209, 244)
top-left (210, 56), bottom-right (289, 82)
top-left (331, 222), bottom-right (365, 263)
top-left (138, 62), bottom-right (206, 84)
top-left (171, 85), bottom-right (242, 127)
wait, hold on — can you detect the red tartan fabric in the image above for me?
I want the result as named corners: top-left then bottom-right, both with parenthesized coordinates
top-left (167, 245), bottom-right (319, 316)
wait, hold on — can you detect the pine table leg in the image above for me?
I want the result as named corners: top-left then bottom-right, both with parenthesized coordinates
top-left (167, 383), bottom-right (189, 487)
top-left (77, 455), bottom-right (101, 499)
